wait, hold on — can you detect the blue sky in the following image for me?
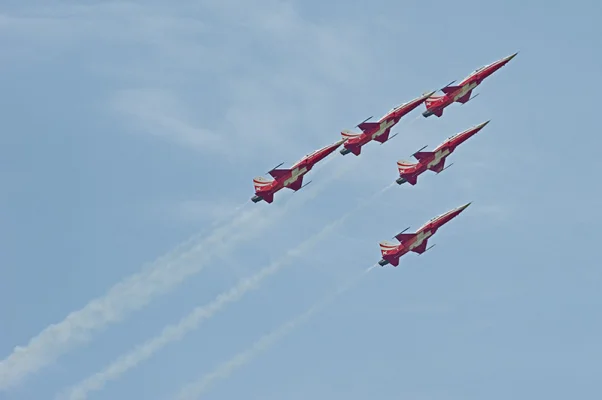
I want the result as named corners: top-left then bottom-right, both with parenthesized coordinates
top-left (1, 0), bottom-right (601, 399)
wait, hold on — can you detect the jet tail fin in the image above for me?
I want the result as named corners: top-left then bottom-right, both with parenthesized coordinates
top-left (425, 95), bottom-right (442, 109)
top-left (397, 160), bottom-right (417, 175)
top-left (341, 129), bottom-right (362, 140)
top-left (379, 240), bottom-right (397, 257)
top-left (340, 131), bottom-right (362, 156)
top-left (396, 160), bottom-right (419, 184)
top-left (253, 176), bottom-right (272, 193)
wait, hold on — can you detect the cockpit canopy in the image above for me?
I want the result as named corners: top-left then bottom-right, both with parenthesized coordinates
top-left (465, 66), bottom-right (484, 79)
top-left (387, 102), bottom-right (407, 115)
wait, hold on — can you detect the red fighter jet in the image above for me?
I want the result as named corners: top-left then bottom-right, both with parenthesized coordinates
top-left (422, 52), bottom-right (518, 118)
top-left (378, 202), bottom-right (471, 266)
top-left (396, 120), bottom-right (490, 185)
top-left (339, 90), bottom-right (437, 156)
top-left (251, 138), bottom-right (346, 204)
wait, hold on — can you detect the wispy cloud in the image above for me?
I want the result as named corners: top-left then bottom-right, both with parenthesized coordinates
top-left (0, 0), bottom-right (384, 391)
top-left (173, 264), bottom-right (377, 400)
top-left (98, 0), bottom-right (379, 162)
top-left (110, 89), bottom-right (228, 155)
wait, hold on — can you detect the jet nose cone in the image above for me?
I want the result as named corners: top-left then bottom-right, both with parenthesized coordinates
top-left (459, 202), bottom-right (472, 211)
top-left (506, 52), bottom-right (519, 61)
top-left (423, 89), bottom-right (437, 98)
top-left (478, 120), bottom-right (491, 128)
top-left (452, 202), bottom-right (471, 214)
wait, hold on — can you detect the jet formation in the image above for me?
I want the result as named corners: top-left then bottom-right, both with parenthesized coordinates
top-left (249, 52), bottom-right (518, 266)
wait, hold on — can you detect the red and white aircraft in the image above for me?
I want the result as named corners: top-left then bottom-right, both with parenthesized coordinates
top-left (423, 52), bottom-right (518, 118)
top-left (339, 90), bottom-right (437, 156)
top-left (396, 120), bottom-right (490, 185)
top-left (378, 202), bottom-right (471, 266)
top-left (251, 138), bottom-right (346, 204)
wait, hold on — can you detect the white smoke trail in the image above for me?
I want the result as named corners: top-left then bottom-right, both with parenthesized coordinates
top-left (0, 204), bottom-right (261, 389)
top-left (406, 113), bottom-right (422, 126)
top-left (58, 180), bottom-right (393, 400)
top-left (209, 199), bottom-right (251, 228)
top-left (174, 264), bottom-right (377, 400)
top-left (1, 152), bottom-right (345, 391)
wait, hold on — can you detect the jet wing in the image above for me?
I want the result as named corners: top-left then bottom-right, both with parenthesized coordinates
top-left (428, 159), bottom-right (446, 173)
top-left (285, 176), bottom-right (304, 191)
top-left (268, 168), bottom-right (291, 179)
top-left (456, 90), bottom-right (473, 104)
top-left (413, 151), bottom-right (433, 162)
top-left (441, 85), bottom-right (462, 95)
top-left (410, 239), bottom-right (429, 254)
top-left (394, 232), bottom-right (416, 243)
top-left (358, 121), bottom-right (380, 132)
top-left (372, 129), bottom-right (391, 144)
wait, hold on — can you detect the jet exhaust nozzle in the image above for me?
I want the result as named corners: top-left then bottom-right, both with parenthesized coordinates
top-left (251, 195), bottom-right (263, 203)
top-left (340, 148), bottom-right (351, 155)
top-left (396, 177), bottom-right (406, 185)
top-left (378, 259), bottom-right (389, 266)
